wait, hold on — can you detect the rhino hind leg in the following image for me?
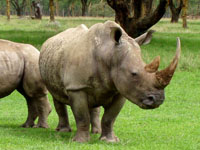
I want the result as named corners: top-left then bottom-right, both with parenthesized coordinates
top-left (53, 97), bottom-right (72, 132)
top-left (17, 87), bottom-right (51, 128)
top-left (90, 107), bottom-right (101, 134)
top-left (21, 95), bottom-right (38, 128)
top-left (34, 95), bottom-right (52, 128)
top-left (21, 97), bottom-right (38, 128)
top-left (17, 88), bottom-right (38, 128)
top-left (100, 94), bottom-right (126, 142)
top-left (68, 91), bottom-right (90, 142)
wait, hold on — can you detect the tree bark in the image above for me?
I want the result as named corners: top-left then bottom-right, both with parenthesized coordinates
top-left (196, 1), bottom-right (200, 18)
top-left (107, 0), bottom-right (168, 38)
top-left (10, 0), bottom-right (26, 16)
top-left (16, 8), bottom-right (22, 16)
top-left (169, 0), bottom-right (183, 23)
top-left (182, 0), bottom-right (188, 28)
top-left (55, 0), bottom-right (59, 16)
top-left (27, 0), bottom-right (33, 17)
top-left (6, 0), bottom-right (10, 20)
top-left (49, 0), bottom-right (55, 22)
top-left (81, 0), bottom-right (88, 16)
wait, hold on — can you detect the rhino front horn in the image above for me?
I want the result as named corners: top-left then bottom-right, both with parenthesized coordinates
top-left (156, 37), bottom-right (181, 88)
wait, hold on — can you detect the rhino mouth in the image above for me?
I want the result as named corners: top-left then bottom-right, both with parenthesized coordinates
top-left (138, 95), bottom-right (164, 109)
top-left (140, 103), bottom-right (160, 109)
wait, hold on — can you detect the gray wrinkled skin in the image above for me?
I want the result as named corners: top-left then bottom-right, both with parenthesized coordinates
top-left (39, 21), bottom-right (179, 142)
top-left (0, 39), bottom-right (51, 128)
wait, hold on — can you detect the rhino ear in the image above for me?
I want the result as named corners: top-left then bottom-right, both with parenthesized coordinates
top-left (110, 27), bottom-right (122, 44)
top-left (135, 30), bottom-right (155, 46)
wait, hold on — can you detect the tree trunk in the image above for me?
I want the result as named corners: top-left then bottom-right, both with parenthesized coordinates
top-left (27, 0), bottom-right (33, 17)
top-left (6, 0), bottom-right (10, 20)
top-left (16, 8), bottom-right (22, 16)
top-left (68, 2), bottom-right (74, 16)
top-left (169, 0), bottom-right (183, 23)
top-left (182, 0), bottom-right (188, 28)
top-left (49, 0), bottom-right (55, 22)
top-left (196, 1), bottom-right (200, 18)
top-left (171, 12), bottom-right (179, 22)
top-left (55, 0), bottom-right (59, 16)
top-left (107, 0), bottom-right (168, 38)
top-left (10, 0), bottom-right (26, 17)
top-left (81, 0), bottom-right (88, 16)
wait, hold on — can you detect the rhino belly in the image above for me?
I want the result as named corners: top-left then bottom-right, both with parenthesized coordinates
top-left (0, 51), bottom-right (24, 98)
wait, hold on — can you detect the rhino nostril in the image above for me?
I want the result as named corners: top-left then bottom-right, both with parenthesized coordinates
top-left (147, 95), bottom-right (155, 102)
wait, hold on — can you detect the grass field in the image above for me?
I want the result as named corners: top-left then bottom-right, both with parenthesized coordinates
top-left (0, 16), bottom-right (200, 150)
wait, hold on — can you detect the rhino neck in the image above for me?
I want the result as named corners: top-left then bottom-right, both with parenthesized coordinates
top-left (91, 38), bottom-right (117, 93)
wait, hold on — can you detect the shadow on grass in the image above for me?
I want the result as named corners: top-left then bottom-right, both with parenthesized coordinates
top-left (0, 123), bottom-right (110, 145)
top-left (0, 124), bottom-right (124, 146)
top-left (0, 123), bottom-right (75, 142)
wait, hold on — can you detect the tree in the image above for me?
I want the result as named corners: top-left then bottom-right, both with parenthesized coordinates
top-left (55, 0), bottom-right (59, 16)
top-left (182, 0), bottom-right (188, 28)
top-left (10, 0), bottom-right (26, 16)
top-left (81, 0), bottom-right (88, 16)
top-left (6, 0), bottom-right (10, 20)
top-left (169, 0), bottom-right (183, 23)
top-left (107, 0), bottom-right (168, 38)
top-left (32, 1), bottom-right (42, 19)
top-left (49, 0), bottom-right (55, 21)
top-left (27, 0), bottom-right (33, 17)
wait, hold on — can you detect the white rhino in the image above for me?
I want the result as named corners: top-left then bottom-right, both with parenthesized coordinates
top-left (39, 21), bottom-right (181, 142)
top-left (0, 39), bottom-right (51, 128)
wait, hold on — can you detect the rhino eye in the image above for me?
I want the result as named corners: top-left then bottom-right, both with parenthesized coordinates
top-left (131, 72), bottom-right (138, 76)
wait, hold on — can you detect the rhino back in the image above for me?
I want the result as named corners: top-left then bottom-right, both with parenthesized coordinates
top-left (0, 40), bottom-right (24, 97)
top-left (0, 39), bottom-right (47, 98)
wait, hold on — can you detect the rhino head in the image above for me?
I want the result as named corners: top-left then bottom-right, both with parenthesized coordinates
top-left (108, 27), bottom-right (181, 109)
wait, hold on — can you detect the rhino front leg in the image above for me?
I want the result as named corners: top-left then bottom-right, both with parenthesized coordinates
top-left (53, 97), bottom-right (72, 132)
top-left (90, 107), bottom-right (101, 134)
top-left (68, 91), bottom-right (90, 142)
top-left (100, 94), bottom-right (126, 142)
top-left (34, 95), bottom-right (52, 128)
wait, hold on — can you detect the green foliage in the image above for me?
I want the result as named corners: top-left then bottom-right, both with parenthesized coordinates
top-left (0, 0), bottom-right (6, 14)
top-left (0, 0), bottom-right (114, 17)
top-left (1, 0), bottom-right (199, 17)
top-left (0, 16), bottom-right (200, 150)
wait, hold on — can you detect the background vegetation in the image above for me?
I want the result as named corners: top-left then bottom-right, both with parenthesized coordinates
top-left (0, 0), bottom-right (200, 17)
top-left (0, 16), bottom-right (200, 149)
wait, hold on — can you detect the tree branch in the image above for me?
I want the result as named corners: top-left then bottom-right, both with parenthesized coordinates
top-left (137, 0), bottom-right (168, 31)
top-left (10, 0), bottom-right (18, 10)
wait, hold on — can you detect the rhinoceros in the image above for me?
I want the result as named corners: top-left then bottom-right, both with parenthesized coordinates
top-left (39, 21), bottom-right (181, 142)
top-left (0, 39), bottom-right (51, 128)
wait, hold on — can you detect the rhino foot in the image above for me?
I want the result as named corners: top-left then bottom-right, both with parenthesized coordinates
top-left (21, 122), bottom-right (35, 128)
top-left (100, 135), bottom-right (120, 143)
top-left (56, 127), bottom-right (72, 132)
top-left (72, 132), bottom-right (90, 143)
top-left (34, 123), bottom-right (49, 128)
top-left (91, 127), bottom-right (101, 134)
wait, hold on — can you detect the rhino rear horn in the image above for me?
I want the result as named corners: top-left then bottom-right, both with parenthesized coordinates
top-left (145, 56), bottom-right (160, 73)
top-left (155, 38), bottom-right (181, 88)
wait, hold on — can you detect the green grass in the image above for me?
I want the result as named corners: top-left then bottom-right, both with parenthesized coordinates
top-left (0, 16), bottom-right (200, 150)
